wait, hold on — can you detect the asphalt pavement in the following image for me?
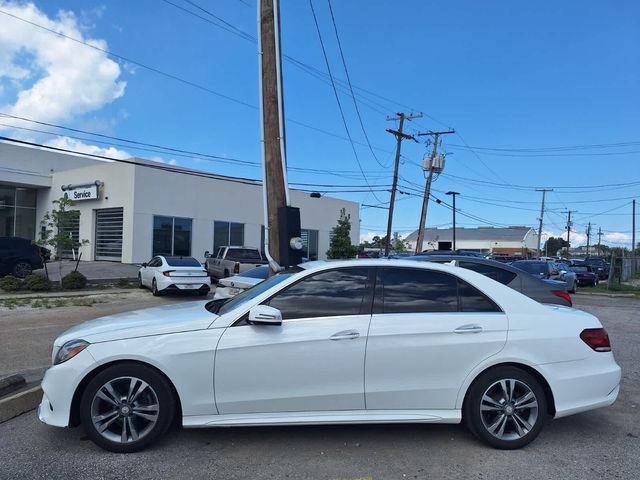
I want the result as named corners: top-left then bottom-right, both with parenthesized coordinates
top-left (0, 295), bottom-right (638, 480)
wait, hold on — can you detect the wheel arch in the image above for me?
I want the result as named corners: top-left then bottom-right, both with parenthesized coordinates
top-left (460, 362), bottom-right (556, 418)
top-left (69, 359), bottom-right (183, 427)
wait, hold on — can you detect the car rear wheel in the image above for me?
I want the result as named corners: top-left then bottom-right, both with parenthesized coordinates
top-left (80, 363), bottom-right (176, 453)
top-left (137, 274), bottom-right (144, 289)
top-left (464, 366), bottom-right (547, 449)
top-left (12, 261), bottom-right (32, 278)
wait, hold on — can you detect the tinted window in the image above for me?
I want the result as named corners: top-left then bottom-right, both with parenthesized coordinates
top-left (217, 271), bottom-right (297, 316)
top-left (458, 261), bottom-right (517, 285)
top-left (512, 262), bottom-right (547, 275)
top-left (267, 268), bottom-right (369, 320)
top-left (241, 266), bottom-right (269, 279)
top-left (382, 268), bottom-right (458, 313)
top-left (165, 256), bottom-right (201, 267)
top-left (570, 266), bottom-right (588, 273)
top-left (226, 248), bottom-right (262, 262)
top-left (458, 280), bottom-right (501, 312)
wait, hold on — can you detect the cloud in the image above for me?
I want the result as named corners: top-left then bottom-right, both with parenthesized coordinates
top-left (149, 156), bottom-right (178, 166)
top-left (45, 135), bottom-right (130, 160)
top-left (604, 232), bottom-right (631, 244)
top-left (0, 1), bottom-right (125, 124)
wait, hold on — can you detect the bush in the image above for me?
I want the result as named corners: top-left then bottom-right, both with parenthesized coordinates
top-left (0, 275), bottom-right (22, 292)
top-left (61, 271), bottom-right (87, 290)
top-left (23, 273), bottom-right (52, 291)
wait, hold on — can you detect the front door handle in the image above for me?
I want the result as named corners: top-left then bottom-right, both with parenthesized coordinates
top-left (330, 330), bottom-right (360, 341)
top-left (454, 324), bottom-right (483, 334)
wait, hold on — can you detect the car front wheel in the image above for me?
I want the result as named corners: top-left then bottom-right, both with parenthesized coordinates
top-left (79, 363), bottom-right (176, 453)
top-left (12, 261), bottom-right (32, 278)
top-left (464, 366), bottom-right (547, 449)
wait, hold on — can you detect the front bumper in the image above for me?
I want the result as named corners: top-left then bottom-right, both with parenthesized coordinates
top-left (38, 348), bottom-right (97, 428)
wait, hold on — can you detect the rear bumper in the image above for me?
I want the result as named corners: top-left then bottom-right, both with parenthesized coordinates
top-left (538, 353), bottom-right (621, 418)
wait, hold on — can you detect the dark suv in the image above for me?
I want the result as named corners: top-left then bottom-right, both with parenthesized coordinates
top-left (0, 237), bottom-right (49, 278)
top-left (583, 258), bottom-right (610, 280)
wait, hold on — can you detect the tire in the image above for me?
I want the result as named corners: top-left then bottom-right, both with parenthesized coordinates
top-left (138, 274), bottom-right (144, 289)
top-left (151, 278), bottom-right (161, 296)
top-left (463, 366), bottom-right (547, 449)
top-left (79, 362), bottom-right (176, 453)
top-left (12, 261), bottom-right (32, 279)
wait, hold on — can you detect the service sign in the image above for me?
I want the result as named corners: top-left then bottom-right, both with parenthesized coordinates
top-left (65, 184), bottom-right (99, 201)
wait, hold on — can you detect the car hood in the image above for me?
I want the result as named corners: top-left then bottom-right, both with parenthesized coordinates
top-left (54, 301), bottom-right (219, 346)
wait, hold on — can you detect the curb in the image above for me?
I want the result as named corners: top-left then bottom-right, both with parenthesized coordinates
top-left (0, 374), bottom-right (26, 397)
top-left (0, 385), bottom-right (42, 423)
top-left (574, 292), bottom-right (636, 298)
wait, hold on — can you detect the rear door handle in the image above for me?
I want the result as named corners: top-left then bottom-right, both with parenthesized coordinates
top-left (330, 330), bottom-right (360, 341)
top-left (454, 324), bottom-right (483, 334)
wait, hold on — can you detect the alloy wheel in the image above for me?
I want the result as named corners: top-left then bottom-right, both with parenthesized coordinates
top-left (479, 378), bottom-right (539, 441)
top-left (90, 376), bottom-right (160, 444)
top-left (13, 261), bottom-right (32, 278)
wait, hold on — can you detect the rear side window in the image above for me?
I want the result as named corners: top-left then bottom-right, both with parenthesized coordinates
top-left (241, 266), bottom-right (270, 279)
top-left (267, 268), bottom-right (370, 320)
top-left (380, 268), bottom-right (501, 314)
top-left (165, 257), bottom-right (201, 267)
top-left (458, 261), bottom-right (517, 285)
top-left (226, 248), bottom-right (262, 262)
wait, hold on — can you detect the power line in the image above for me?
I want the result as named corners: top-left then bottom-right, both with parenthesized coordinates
top-left (308, 0), bottom-right (383, 202)
top-left (448, 140), bottom-right (640, 153)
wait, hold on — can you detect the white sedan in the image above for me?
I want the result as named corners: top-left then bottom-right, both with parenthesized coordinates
top-left (39, 259), bottom-right (620, 453)
top-left (137, 255), bottom-right (210, 296)
top-left (213, 265), bottom-right (269, 300)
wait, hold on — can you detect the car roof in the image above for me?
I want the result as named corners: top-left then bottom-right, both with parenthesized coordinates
top-left (407, 254), bottom-right (524, 274)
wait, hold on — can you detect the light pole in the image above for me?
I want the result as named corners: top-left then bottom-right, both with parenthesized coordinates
top-left (446, 191), bottom-right (460, 251)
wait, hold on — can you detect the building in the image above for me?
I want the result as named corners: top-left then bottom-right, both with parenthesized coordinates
top-left (0, 142), bottom-right (359, 263)
top-left (405, 226), bottom-right (538, 257)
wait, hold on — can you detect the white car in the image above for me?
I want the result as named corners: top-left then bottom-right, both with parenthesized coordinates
top-left (39, 259), bottom-right (620, 453)
top-left (137, 255), bottom-right (210, 296)
top-left (213, 265), bottom-right (269, 300)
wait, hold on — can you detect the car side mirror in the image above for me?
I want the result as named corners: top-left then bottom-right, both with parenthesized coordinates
top-left (247, 305), bottom-right (282, 326)
top-left (141, 263), bottom-right (148, 268)
top-left (204, 251), bottom-right (210, 258)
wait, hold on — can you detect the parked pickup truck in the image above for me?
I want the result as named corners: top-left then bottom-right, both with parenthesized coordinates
top-left (204, 246), bottom-right (266, 280)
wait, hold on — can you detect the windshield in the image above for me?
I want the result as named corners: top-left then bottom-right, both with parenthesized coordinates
top-left (206, 269), bottom-right (299, 316)
top-left (513, 262), bottom-right (547, 275)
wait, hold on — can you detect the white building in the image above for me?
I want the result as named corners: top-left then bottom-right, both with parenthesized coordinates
top-left (405, 226), bottom-right (539, 257)
top-left (0, 142), bottom-right (359, 263)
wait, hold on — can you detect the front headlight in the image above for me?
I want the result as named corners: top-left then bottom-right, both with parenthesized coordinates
top-left (53, 339), bottom-right (90, 365)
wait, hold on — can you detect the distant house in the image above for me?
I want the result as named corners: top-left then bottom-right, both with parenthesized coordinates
top-left (404, 226), bottom-right (539, 257)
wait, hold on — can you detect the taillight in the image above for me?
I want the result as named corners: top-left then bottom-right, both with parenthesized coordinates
top-left (162, 270), bottom-right (174, 277)
top-left (234, 262), bottom-right (240, 274)
top-left (552, 290), bottom-right (572, 306)
top-left (580, 328), bottom-right (612, 352)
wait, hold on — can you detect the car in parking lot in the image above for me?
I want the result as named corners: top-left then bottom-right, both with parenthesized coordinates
top-left (569, 265), bottom-right (599, 287)
top-left (0, 236), bottom-right (50, 278)
top-left (39, 259), bottom-right (620, 453)
top-left (583, 258), bottom-right (610, 280)
top-left (137, 255), bottom-right (210, 296)
top-left (213, 265), bottom-right (269, 300)
top-left (511, 260), bottom-right (577, 293)
top-left (408, 254), bottom-right (572, 306)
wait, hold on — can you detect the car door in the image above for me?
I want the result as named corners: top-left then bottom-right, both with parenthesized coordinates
top-left (141, 257), bottom-right (159, 286)
top-left (365, 267), bottom-right (508, 410)
top-left (214, 267), bottom-right (374, 415)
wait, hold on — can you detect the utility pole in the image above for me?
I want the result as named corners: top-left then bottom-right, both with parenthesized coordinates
top-left (536, 188), bottom-right (553, 259)
top-left (414, 129), bottom-right (455, 254)
top-left (565, 210), bottom-right (576, 257)
top-left (384, 112), bottom-right (422, 256)
top-left (586, 222), bottom-right (592, 256)
top-left (597, 226), bottom-right (603, 257)
top-left (633, 199), bottom-right (637, 273)
top-left (446, 191), bottom-right (460, 251)
top-left (258, 0), bottom-right (301, 273)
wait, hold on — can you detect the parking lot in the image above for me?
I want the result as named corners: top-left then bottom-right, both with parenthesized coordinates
top-left (0, 294), bottom-right (638, 480)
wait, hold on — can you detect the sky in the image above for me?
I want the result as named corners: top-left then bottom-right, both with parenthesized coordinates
top-left (0, 0), bottom-right (638, 248)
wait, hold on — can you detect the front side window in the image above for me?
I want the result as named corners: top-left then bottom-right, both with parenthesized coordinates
top-left (266, 268), bottom-right (370, 320)
top-left (458, 261), bottom-right (517, 285)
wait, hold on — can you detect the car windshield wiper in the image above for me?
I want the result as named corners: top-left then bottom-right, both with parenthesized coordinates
top-left (205, 298), bottom-right (228, 314)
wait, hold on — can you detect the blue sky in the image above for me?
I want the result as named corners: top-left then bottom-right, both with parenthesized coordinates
top-left (0, 0), bottom-right (638, 247)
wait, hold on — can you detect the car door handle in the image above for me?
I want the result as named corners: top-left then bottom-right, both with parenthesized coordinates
top-left (454, 324), bottom-right (483, 334)
top-left (330, 330), bottom-right (360, 341)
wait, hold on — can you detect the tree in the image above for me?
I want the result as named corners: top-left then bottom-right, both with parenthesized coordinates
top-left (543, 237), bottom-right (568, 256)
top-left (391, 232), bottom-right (409, 254)
top-left (38, 196), bottom-right (89, 285)
top-left (326, 208), bottom-right (358, 259)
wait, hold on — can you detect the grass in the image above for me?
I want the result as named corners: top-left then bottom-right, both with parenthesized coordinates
top-left (0, 296), bottom-right (107, 310)
top-left (588, 281), bottom-right (640, 296)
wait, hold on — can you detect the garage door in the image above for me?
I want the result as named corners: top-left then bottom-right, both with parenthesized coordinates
top-left (95, 208), bottom-right (123, 261)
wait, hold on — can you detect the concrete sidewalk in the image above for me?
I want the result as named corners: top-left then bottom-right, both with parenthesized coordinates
top-left (35, 260), bottom-right (140, 283)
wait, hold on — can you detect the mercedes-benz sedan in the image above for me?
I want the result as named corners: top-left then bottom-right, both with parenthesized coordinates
top-left (38, 260), bottom-right (620, 452)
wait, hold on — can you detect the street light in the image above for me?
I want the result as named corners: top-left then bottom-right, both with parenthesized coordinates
top-left (446, 191), bottom-right (460, 251)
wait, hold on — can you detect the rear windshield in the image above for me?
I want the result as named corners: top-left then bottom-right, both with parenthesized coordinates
top-left (226, 249), bottom-right (262, 262)
top-left (241, 266), bottom-right (270, 279)
top-left (165, 257), bottom-right (202, 267)
top-left (570, 266), bottom-right (588, 272)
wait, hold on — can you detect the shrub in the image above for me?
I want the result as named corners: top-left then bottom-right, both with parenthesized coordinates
top-left (0, 275), bottom-right (22, 292)
top-left (61, 271), bottom-right (87, 290)
top-left (23, 273), bottom-right (53, 291)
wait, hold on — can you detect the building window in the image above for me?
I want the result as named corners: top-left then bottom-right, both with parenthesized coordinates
top-left (301, 229), bottom-right (319, 260)
top-left (153, 216), bottom-right (192, 256)
top-left (214, 221), bottom-right (244, 251)
top-left (0, 186), bottom-right (38, 239)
